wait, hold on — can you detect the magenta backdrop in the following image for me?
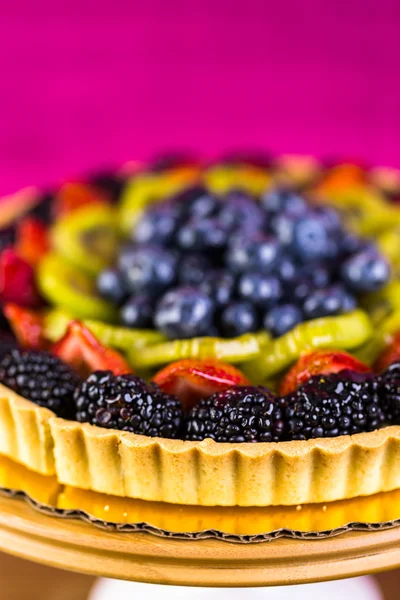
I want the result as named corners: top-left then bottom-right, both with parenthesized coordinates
top-left (0, 1), bottom-right (399, 194)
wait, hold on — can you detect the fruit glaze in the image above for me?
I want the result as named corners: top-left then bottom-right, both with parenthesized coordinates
top-left (1, 153), bottom-right (400, 507)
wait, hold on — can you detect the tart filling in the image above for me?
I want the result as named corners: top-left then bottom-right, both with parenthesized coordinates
top-left (0, 156), bottom-right (400, 507)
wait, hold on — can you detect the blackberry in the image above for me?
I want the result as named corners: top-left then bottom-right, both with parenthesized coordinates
top-left (378, 361), bottom-right (400, 422)
top-left (285, 370), bottom-right (386, 441)
top-left (0, 349), bottom-right (79, 418)
top-left (74, 371), bottom-right (183, 439)
top-left (185, 386), bottom-right (285, 443)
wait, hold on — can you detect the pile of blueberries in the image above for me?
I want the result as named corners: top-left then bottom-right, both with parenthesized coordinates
top-left (97, 186), bottom-right (390, 339)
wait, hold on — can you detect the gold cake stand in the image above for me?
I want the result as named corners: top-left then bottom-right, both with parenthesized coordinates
top-left (0, 455), bottom-right (400, 587)
top-left (0, 492), bottom-right (400, 587)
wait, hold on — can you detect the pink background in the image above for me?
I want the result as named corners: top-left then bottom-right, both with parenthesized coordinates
top-left (0, 1), bottom-right (399, 195)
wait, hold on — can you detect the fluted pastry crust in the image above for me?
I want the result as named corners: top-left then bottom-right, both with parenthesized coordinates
top-left (1, 383), bottom-right (400, 506)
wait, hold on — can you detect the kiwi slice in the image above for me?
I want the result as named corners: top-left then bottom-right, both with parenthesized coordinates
top-left (203, 165), bottom-right (271, 195)
top-left (242, 310), bottom-right (372, 383)
top-left (51, 204), bottom-right (119, 276)
top-left (355, 309), bottom-right (400, 366)
top-left (44, 308), bottom-right (165, 350)
top-left (37, 253), bottom-right (118, 322)
top-left (128, 331), bottom-right (270, 370)
top-left (377, 227), bottom-right (400, 268)
top-left (119, 169), bottom-right (199, 236)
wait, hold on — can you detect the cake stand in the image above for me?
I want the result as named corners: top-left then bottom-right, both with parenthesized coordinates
top-left (0, 493), bottom-right (399, 588)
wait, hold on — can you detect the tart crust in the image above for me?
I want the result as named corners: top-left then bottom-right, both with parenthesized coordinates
top-left (1, 383), bottom-right (400, 507)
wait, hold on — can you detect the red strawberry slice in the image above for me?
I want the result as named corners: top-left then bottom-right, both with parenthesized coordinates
top-left (279, 350), bottom-right (371, 396)
top-left (374, 332), bottom-right (400, 372)
top-left (16, 217), bottom-right (50, 267)
top-left (0, 249), bottom-right (42, 308)
top-left (4, 304), bottom-right (48, 350)
top-left (53, 321), bottom-right (131, 378)
top-left (153, 359), bottom-right (250, 411)
top-left (54, 182), bottom-right (110, 218)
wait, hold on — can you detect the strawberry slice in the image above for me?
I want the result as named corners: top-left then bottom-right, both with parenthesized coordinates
top-left (153, 359), bottom-right (250, 411)
top-left (54, 182), bottom-right (110, 218)
top-left (53, 321), bottom-right (131, 378)
top-left (374, 332), bottom-right (400, 372)
top-left (0, 249), bottom-right (42, 308)
top-left (4, 304), bottom-right (48, 350)
top-left (279, 350), bottom-right (371, 396)
top-left (15, 217), bottom-right (50, 266)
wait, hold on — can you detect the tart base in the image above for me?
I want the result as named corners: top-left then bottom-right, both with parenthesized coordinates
top-left (2, 383), bottom-right (400, 507)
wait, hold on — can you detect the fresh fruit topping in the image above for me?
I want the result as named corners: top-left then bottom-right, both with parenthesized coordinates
top-left (0, 187), bottom-right (40, 229)
top-left (0, 249), bottom-right (42, 308)
top-left (185, 386), bottom-right (285, 443)
top-left (4, 304), bottom-right (48, 350)
top-left (0, 348), bottom-right (79, 418)
top-left (238, 272), bottom-right (282, 309)
top-left (74, 370), bottom-right (183, 438)
top-left (153, 359), bottom-right (250, 410)
top-left (96, 268), bottom-right (128, 306)
top-left (374, 331), bottom-right (400, 372)
top-left (219, 301), bottom-right (259, 337)
top-left (15, 217), bottom-right (50, 266)
top-left (284, 371), bottom-right (385, 440)
top-left (129, 332), bottom-right (267, 370)
top-left (178, 254), bottom-right (211, 286)
top-left (44, 308), bottom-right (165, 350)
top-left (243, 310), bottom-right (372, 382)
top-left (200, 271), bottom-right (235, 307)
top-left (51, 204), bottom-right (119, 276)
top-left (341, 249), bottom-right (391, 293)
top-left (120, 295), bottom-right (153, 329)
top-left (37, 253), bottom-right (117, 321)
top-left (0, 331), bottom-right (18, 360)
top-left (279, 350), bottom-right (371, 396)
top-left (303, 285), bottom-right (356, 320)
top-left (0, 226), bottom-right (16, 253)
top-left (261, 187), bottom-right (308, 216)
top-left (378, 361), bottom-right (400, 422)
top-left (226, 233), bottom-right (280, 274)
top-left (53, 321), bottom-right (131, 378)
top-left (203, 164), bottom-right (270, 195)
top-left (118, 244), bottom-right (177, 296)
top-left (154, 287), bottom-right (215, 339)
top-left (54, 182), bottom-right (110, 218)
top-left (263, 304), bottom-right (303, 338)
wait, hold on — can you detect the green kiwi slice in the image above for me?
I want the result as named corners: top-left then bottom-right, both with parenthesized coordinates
top-left (242, 310), bottom-right (373, 383)
top-left (355, 309), bottom-right (400, 366)
top-left (44, 308), bottom-right (165, 350)
top-left (128, 331), bottom-right (270, 370)
top-left (37, 253), bottom-right (118, 322)
top-left (51, 205), bottom-right (119, 276)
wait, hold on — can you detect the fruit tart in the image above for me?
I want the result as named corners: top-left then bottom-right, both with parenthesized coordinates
top-left (1, 156), bottom-right (400, 507)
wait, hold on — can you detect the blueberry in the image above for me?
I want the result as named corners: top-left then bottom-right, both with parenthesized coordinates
top-left (187, 192), bottom-right (221, 218)
top-left (155, 287), bottom-right (215, 339)
top-left (339, 233), bottom-right (373, 257)
top-left (226, 234), bottom-right (281, 274)
top-left (238, 272), bottom-right (282, 309)
top-left (120, 295), bottom-right (153, 328)
top-left (274, 256), bottom-right (297, 283)
top-left (97, 269), bottom-right (128, 305)
top-left (119, 245), bottom-right (177, 296)
top-left (132, 205), bottom-right (180, 245)
top-left (219, 192), bottom-right (265, 234)
top-left (219, 301), bottom-right (260, 337)
top-left (340, 249), bottom-right (391, 293)
top-left (290, 277), bottom-right (315, 303)
top-left (303, 285), bottom-right (352, 320)
top-left (309, 266), bottom-right (331, 289)
top-left (172, 185), bottom-right (213, 216)
top-left (177, 218), bottom-right (229, 252)
top-left (309, 205), bottom-right (342, 233)
top-left (200, 270), bottom-right (236, 306)
top-left (178, 254), bottom-right (211, 286)
top-left (291, 216), bottom-right (331, 263)
top-left (263, 304), bottom-right (303, 337)
top-left (261, 187), bottom-right (308, 216)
